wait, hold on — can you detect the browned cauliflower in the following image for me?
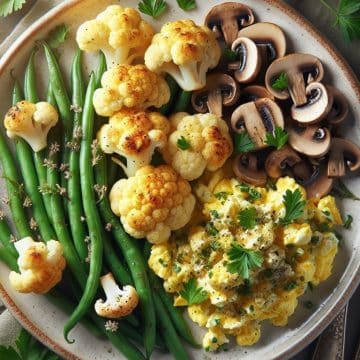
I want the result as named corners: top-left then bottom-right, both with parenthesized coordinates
top-left (109, 165), bottom-right (195, 243)
top-left (9, 237), bottom-right (66, 294)
top-left (144, 20), bottom-right (221, 91)
top-left (93, 64), bottom-right (170, 117)
top-left (76, 5), bottom-right (154, 67)
top-left (97, 109), bottom-right (170, 177)
top-left (162, 112), bottom-right (233, 181)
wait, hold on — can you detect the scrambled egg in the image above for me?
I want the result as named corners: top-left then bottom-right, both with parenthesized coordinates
top-left (148, 176), bottom-right (341, 351)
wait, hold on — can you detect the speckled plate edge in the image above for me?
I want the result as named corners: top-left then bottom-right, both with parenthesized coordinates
top-left (0, 1), bottom-right (359, 359)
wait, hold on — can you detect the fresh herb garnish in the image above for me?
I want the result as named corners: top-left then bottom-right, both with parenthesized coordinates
top-left (271, 72), bottom-right (288, 90)
top-left (209, 210), bottom-right (220, 219)
top-left (279, 189), bottom-right (306, 226)
top-left (322, 210), bottom-right (334, 222)
top-left (0, 0), bottom-right (26, 17)
top-left (138, 0), bottom-right (168, 18)
top-left (265, 126), bottom-right (289, 150)
top-left (331, 179), bottom-right (360, 200)
top-left (179, 278), bottom-right (208, 305)
top-left (319, 0), bottom-right (360, 42)
top-left (177, 136), bottom-right (191, 150)
top-left (214, 191), bottom-right (229, 201)
top-left (284, 280), bottom-right (297, 291)
top-left (237, 183), bottom-right (262, 202)
top-left (234, 131), bottom-right (255, 153)
top-left (310, 236), bottom-right (320, 245)
top-left (223, 47), bottom-right (237, 61)
top-left (205, 222), bottom-right (219, 237)
top-left (47, 24), bottom-right (69, 49)
top-left (173, 262), bottom-right (182, 273)
top-left (343, 214), bottom-right (353, 229)
top-left (226, 243), bottom-right (263, 279)
top-left (176, 0), bottom-right (196, 11)
top-left (238, 207), bottom-right (257, 230)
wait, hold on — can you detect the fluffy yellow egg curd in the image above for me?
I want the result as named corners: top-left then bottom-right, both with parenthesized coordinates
top-left (148, 176), bottom-right (343, 351)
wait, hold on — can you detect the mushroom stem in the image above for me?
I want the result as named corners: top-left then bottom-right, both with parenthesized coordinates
top-left (207, 89), bottom-right (224, 117)
top-left (328, 151), bottom-right (346, 177)
top-left (221, 18), bottom-right (240, 45)
top-left (287, 70), bottom-right (307, 106)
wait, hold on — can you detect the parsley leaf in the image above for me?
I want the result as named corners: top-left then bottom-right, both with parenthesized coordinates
top-left (177, 136), bottom-right (191, 150)
top-left (343, 214), bottom-right (353, 229)
top-left (0, 0), bottom-right (26, 17)
top-left (138, 0), bottom-right (167, 18)
top-left (176, 0), bottom-right (196, 11)
top-left (237, 183), bottom-right (262, 202)
top-left (265, 126), bottom-right (289, 150)
top-left (279, 189), bottom-right (306, 226)
top-left (271, 72), bottom-right (288, 90)
top-left (47, 24), bottom-right (69, 49)
top-left (238, 207), bottom-right (257, 230)
top-left (234, 131), bottom-right (255, 153)
top-left (331, 179), bottom-right (360, 200)
top-left (179, 278), bottom-right (208, 305)
top-left (226, 243), bottom-right (263, 279)
top-left (223, 47), bottom-right (237, 61)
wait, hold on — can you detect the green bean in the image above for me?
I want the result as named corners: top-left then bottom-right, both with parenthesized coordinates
top-left (173, 90), bottom-right (192, 113)
top-left (12, 81), bottom-right (55, 242)
top-left (67, 49), bottom-right (88, 262)
top-left (94, 153), bottom-right (156, 358)
top-left (153, 293), bottom-right (190, 360)
top-left (0, 247), bottom-right (18, 272)
top-left (95, 51), bottom-right (107, 88)
top-left (0, 216), bottom-right (17, 258)
top-left (24, 50), bottom-right (54, 226)
top-left (144, 242), bottom-right (198, 347)
top-left (64, 73), bottom-right (103, 343)
top-left (159, 75), bottom-right (180, 116)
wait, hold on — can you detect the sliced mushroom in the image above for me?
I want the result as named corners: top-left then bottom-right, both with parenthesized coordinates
top-left (265, 145), bottom-right (302, 178)
top-left (288, 122), bottom-right (331, 158)
top-left (291, 82), bottom-right (333, 124)
top-left (327, 138), bottom-right (360, 177)
top-left (228, 37), bottom-right (261, 83)
top-left (233, 152), bottom-right (267, 186)
top-left (265, 53), bottom-right (324, 106)
top-left (205, 2), bottom-right (255, 46)
top-left (231, 98), bottom-right (284, 150)
top-left (239, 85), bottom-right (275, 103)
top-left (326, 86), bottom-right (349, 126)
top-left (191, 73), bottom-right (239, 117)
top-left (238, 22), bottom-right (286, 63)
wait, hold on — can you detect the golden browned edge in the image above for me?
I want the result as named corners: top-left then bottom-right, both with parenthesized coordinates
top-left (0, 0), bottom-right (359, 359)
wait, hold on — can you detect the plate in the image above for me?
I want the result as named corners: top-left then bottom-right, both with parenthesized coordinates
top-left (0, 1), bottom-right (359, 359)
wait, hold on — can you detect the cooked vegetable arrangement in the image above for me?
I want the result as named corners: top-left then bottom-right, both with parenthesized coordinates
top-left (0, 2), bottom-right (359, 358)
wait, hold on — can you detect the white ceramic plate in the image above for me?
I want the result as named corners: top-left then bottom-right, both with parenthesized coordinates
top-left (0, 1), bottom-right (359, 359)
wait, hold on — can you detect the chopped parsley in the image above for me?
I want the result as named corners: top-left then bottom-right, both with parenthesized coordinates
top-left (0, 0), bottom-right (26, 17)
top-left (177, 136), bottom-right (191, 150)
top-left (271, 72), bottom-right (288, 90)
top-left (214, 191), bottom-right (229, 201)
top-left (223, 47), bottom-right (237, 61)
top-left (279, 189), bottom-right (306, 226)
top-left (158, 258), bottom-right (168, 267)
top-left (308, 282), bottom-right (314, 291)
top-left (284, 280), bottom-right (297, 291)
top-left (237, 183), bottom-right (261, 202)
top-left (226, 243), bottom-right (263, 279)
top-left (322, 210), bottom-right (333, 222)
top-left (179, 278), bottom-right (209, 305)
top-left (265, 126), bottom-right (289, 150)
top-left (209, 210), bottom-right (220, 219)
top-left (234, 131), bottom-right (255, 153)
top-left (343, 214), bottom-right (353, 229)
top-left (172, 263), bottom-right (182, 273)
top-left (47, 24), bottom-right (69, 49)
top-left (138, 0), bottom-right (168, 18)
top-left (310, 236), bottom-right (320, 245)
top-left (205, 222), bottom-right (219, 237)
top-left (176, 0), bottom-right (196, 11)
top-left (238, 207), bottom-right (257, 230)
top-left (331, 179), bottom-right (360, 200)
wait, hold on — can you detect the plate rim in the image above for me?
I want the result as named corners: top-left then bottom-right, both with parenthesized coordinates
top-left (0, 0), bottom-right (359, 359)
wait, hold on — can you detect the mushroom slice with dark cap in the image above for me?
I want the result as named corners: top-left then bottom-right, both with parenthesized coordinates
top-left (265, 145), bottom-right (302, 178)
top-left (233, 152), bottom-right (267, 186)
top-left (228, 37), bottom-right (261, 83)
top-left (239, 85), bottom-right (275, 104)
top-left (204, 2), bottom-right (255, 46)
top-left (265, 53), bottom-right (324, 106)
top-left (326, 86), bottom-right (349, 126)
top-left (231, 98), bottom-right (284, 150)
top-left (238, 22), bottom-right (286, 63)
top-left (291, 82), bottom-right (333, 124)
top-left (288, 122), bottom-right (331, 158)
top-left (327, 138), bottom-right (360, 177)
top-left (191, 73), bottom-right (240, 117)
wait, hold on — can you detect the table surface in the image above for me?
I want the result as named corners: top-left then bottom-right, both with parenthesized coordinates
top-left (0, 1), bottom-right (359, 359)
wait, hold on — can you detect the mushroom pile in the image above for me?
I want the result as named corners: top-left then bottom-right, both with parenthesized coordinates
top-left (192, 1), bottom-right (360, 198)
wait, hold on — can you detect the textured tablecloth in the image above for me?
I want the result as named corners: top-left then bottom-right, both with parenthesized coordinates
top-left (0, 1), bottom-right (359, 359)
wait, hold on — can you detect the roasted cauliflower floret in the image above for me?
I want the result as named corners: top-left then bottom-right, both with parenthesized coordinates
top-left (109, 165), bottom-right (195, 243)
top-left (97, 109), bottom-right (170, 177)
top-left (95, 273), bottom-right (139, 318)
top-left (4, 100), bottom-right (58, 152)
top-left (76, 5), bottom-right (154, 67)
top-left (162, 112), bottom-right (233, 181)
top-left (9, 237), bottom-right (66, 294)
top-left (144, 20), bottom-right (221, 91)
top-left (93, 64), bottom-right (170, 117)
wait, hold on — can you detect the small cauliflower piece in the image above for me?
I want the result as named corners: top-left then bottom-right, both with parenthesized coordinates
top-left (283, 223), bottom-right (312, 246)
top-left (145, 20), bottom-right (221, 91)
top-left (4, 100), bottom-right (58, 152)
top-left (9, 237), bottom-right (66, 294)
top-left (109, 165), bottom-right (195, 243)
top-left (95, 273), bottom-right (139, 318)
top-left (93, 64), bottom-right (170, 117)
top-left (163, 113), bottom-right (233, 181)
top-left (98, 109), bottom-right (170, 177)
top-left (76, 5), bottom-right (154, 67)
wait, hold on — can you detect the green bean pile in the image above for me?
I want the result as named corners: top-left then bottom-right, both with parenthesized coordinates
top-left (0, 44), bottom-right (195, 360)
